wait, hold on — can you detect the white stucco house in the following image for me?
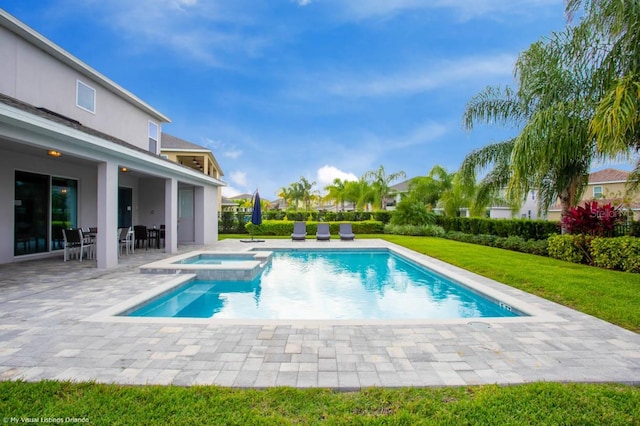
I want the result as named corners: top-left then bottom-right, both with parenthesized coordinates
top-left (0, 9), bottom-right (225, 268)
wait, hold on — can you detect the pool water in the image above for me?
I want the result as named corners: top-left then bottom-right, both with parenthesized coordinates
top-left (126, 250), bottom-right (521, 319)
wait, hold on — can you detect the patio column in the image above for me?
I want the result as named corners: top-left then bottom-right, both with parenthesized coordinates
top-left (97, 161), bottom-right (118, 269)
top-left (165, 178), bottom-right (178, 253)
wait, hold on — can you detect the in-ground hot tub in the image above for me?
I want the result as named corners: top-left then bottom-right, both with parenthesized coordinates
top-left (139, 251), bottom-right (273, 280)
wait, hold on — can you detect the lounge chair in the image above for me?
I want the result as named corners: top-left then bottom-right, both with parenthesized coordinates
top-left (291, 221), bottom-right (307, 241)
top-left (339, 223), bottom-right (355, 241)
top-left (316, 223), bottom-right (331, 241)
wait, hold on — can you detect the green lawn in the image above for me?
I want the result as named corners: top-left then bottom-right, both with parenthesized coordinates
top-left (2, 234), bottom-right (638, 423)
top-left (1, 381), bottom-right (638, 425)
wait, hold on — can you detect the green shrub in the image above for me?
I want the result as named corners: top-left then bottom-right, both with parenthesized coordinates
top-left (390, 199), bottom-right (436, 226)
top-left (591, 236), bottom-right (640, 272)
top-left (548, 234), bottom-right (592, 264)
top-left (245, 220), bottom-right (384, 236)
top-left (435, 216), bottom-right (560, 240)
top-left (384, 224), bottom-right (445, 237)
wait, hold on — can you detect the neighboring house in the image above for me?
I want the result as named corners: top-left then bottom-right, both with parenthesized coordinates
top-left (0, 9), bottom-right (225, 268)
top-left (547, 168), bottom-right (640, 221)
top-left (227, 194), bottom-right (255, 213)
top-left (221, 196), bottom-right (238, 212)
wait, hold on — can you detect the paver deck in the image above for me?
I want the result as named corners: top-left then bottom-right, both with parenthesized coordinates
top-left (0, 239), bottom-right (638, 388)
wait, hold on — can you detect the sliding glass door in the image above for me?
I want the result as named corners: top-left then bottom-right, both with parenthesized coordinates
top-left (14, 171), bottom-right (78, 256)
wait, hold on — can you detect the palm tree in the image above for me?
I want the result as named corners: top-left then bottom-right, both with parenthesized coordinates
top-left (324, 178), bottom-right (348, 211)
top-left (438, 173), bottom-right (477, 217)
top-left (463, 27), bottom-right (599, 228)
top-left (344, 178), bottom-right (374, 211)
top-left (566, 0), bottom-right (640, 186)
top-left (408, 165), bottom-right (456, 208)
top-left (277, 186), bottom-right (291, 210)
top-left (364, 165), bottom-right (406, 210)
top-left (296, 176), bottom-right (316, 212)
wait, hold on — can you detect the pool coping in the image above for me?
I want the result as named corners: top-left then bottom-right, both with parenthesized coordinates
top-left (84, 240), bottom-right (563, 326)
top-left (3, 238), bottom-right (639, 388)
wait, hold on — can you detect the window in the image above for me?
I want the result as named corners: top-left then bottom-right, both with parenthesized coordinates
top-left (76, 80), bottom-right (96, 113)
top-left (593, 186), bottom-right (603, 199)
top-left (14, 171), bottom-right (78, 256)
top-left (149, 121), bottom-right (159, 154)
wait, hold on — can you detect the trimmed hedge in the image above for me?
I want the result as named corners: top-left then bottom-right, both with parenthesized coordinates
top-left (245, 220), bottom-right (384, 236)
top-left (435, 216), bottom-right (560, 240)
top-left (548, 234), bottom-right (640, 273)
top-left (384, 224), bottom-right (445, 237)
top-left (444, 231), bottom-right (549, 256)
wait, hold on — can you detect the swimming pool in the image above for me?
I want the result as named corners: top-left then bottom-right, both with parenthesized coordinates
top-left (125, 249), bottom-right (523, 320)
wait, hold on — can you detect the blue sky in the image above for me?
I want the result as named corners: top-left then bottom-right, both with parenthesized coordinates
top-left (4, 1), bottom-right (589, 199)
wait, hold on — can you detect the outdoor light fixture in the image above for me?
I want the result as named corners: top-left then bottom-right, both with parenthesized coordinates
top-left (120, 167), bottom-right (128, 172)
top-left (61, 188), bottom-right (67, 194)
top-left (47, 150), bottom-right (62, 157)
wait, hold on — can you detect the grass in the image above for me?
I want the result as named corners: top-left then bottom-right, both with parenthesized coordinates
top-left (1, 381), bottom-right (638, 425)
top-left (3, 234), bottom-right (638, 423)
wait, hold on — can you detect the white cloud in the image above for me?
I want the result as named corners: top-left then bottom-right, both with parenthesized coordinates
top-left (316, 165), bottom-right (358, 189)
top-left (221, 185), bottom-right (242, 197)
top-left (202, 137), bottom-right (243, 159)
top-left (326, 54), bottom-right (516, 98)
top-left (229, 170), bottom-right (248, 188)
top-left (292, 0), bottom-right (313, 5)
top-left (330, 0), bottom-right (560, 22)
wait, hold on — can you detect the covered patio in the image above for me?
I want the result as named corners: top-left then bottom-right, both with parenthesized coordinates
top-left (0, 93), bottom-right (222, 269)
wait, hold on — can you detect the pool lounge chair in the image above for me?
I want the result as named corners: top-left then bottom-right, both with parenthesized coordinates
top-left (316, 223), bottom-right (331, 241)
top-left (339, 223), bottom-right (355, 241)
top-left (291, 221), bottom-right (307, 241)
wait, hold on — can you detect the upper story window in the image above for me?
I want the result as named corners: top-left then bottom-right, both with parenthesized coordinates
top-left (593, 186), bottom-right (603, 199)
top-left (76, 80), bottom-right (96, 113)
top-left (148, 121), bottom-right (159, 154)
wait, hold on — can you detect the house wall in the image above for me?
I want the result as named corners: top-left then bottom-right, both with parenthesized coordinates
top-left (0, 146), bottom-right (97, 263)
top-left (0, 26), bottom-right (160, 151)
top-left (138, 178), bottom-right (166, 228)
top-left (583, 182), bottom-right (630, 200)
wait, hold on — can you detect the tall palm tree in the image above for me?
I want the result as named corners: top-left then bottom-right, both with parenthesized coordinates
top-left (344, 178), bottom-right (374, 211)
top-left (277, 186), bottom-right (291, 210)
top-left (364, 165), bottom-right (406, 210)
top-left (438, 173), bottom-right (478, 217)
top-left (297, 176), bottom-right (316, 212)
top-left (566, 0), bottom-right (640, 186)
top-left (463, 27), bottom-right (599, 227)
top-left (324, 178), bottom-right (348, 211)
top-left (406, 165), bottom-right (455, 208)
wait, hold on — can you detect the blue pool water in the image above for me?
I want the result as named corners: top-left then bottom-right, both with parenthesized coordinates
top-left (126, 250), bottom-right (522, 319)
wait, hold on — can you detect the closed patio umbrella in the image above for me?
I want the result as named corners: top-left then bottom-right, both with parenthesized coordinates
top-left (241, 190), bottom-right (265, 243)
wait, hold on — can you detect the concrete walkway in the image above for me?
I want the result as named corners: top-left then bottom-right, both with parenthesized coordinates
top-left (0, 239), bottom-right (638, 388)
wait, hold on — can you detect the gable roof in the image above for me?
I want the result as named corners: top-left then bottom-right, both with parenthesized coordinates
top-left (589, 168), bottom-right (630, 184)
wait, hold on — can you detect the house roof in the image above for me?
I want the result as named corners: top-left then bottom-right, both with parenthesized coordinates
top-left (390, 179), bottom-right (411, 192)
top-left (588, 168), bottom-right (630, 184)
top-left (161, 133), bottom-right (210, 151)
top-left (0, 10), bottom-right (170, 123)
top-left (160, 132), bottom-right (224, 177)
top-left (0, 92), bottom-right (224, 186)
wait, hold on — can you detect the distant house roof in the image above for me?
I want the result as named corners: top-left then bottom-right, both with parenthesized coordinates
top-left (221, 196), bottom-right (236, 206)
top-left (589, 168), bottom-right (630, 184)
top-left (231, 193), bottom-right (254, 200)
top-left (390, 179), bottom-right (411, 192)
top-left (161, 133), bottom-right (210, 151)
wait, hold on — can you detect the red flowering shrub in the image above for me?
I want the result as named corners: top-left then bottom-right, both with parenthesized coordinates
top-left (561, 201), bottom-right (625, 236)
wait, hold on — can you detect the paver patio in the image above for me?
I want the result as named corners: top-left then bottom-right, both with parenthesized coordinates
top-left (0, 239), bottom-right (638, 388)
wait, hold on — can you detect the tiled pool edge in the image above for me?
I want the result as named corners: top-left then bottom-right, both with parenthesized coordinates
top-left (85, 239), bottom-right (564, 326)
